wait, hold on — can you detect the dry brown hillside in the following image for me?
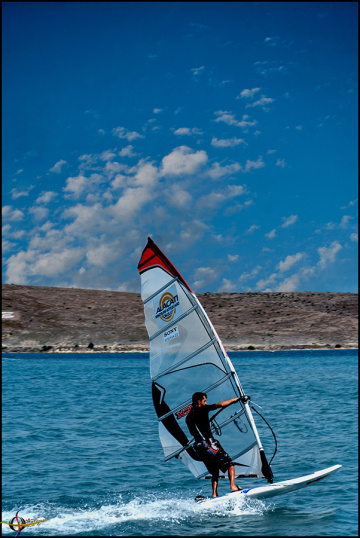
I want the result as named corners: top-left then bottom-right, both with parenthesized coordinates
top-left (2, 284), bottom-right (358, 352)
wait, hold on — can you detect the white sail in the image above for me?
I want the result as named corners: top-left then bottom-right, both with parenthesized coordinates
top-left (138, 238), bottom-right (273, 481)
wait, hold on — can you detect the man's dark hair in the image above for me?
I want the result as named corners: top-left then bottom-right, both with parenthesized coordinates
top-left (192, 392), bottom-right (207, 406)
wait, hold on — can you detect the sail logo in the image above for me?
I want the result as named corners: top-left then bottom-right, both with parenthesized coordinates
top-left (154, 285), bottom-right (182, 329)
top-left (157, 292), bottom-right (179, 322)
top-left (163, 326), bottom-right (179, 343)
top-left (175, 404), bottom-right (192, 420)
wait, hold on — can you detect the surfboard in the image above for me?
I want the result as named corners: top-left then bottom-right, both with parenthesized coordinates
top-left (195, 465), bottom-right (341, 504)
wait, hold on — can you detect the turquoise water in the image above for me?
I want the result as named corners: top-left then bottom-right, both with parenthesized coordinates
top-left (2, 350), bottom-right (358, 536)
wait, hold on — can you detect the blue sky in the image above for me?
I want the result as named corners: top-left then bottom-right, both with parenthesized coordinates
top-left (2, 2), bottom-right (358, 293)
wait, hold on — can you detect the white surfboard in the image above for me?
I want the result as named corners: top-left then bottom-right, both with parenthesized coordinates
top-left (195, 465), bottom-right (341, 505)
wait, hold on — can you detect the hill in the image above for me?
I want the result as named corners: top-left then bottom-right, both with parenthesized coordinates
top-left (2, 284), bottom-right (358, 352)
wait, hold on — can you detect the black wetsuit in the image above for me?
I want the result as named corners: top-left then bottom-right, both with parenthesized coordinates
top-left (186, 404), bottom-right (234, 476)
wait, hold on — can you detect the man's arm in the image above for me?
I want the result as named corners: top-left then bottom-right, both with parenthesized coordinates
top-left (213, 397), bottom-right (240, 409)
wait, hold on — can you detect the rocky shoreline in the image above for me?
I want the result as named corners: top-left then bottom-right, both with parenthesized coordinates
top-left (2, 284), bottom-right (358, 353)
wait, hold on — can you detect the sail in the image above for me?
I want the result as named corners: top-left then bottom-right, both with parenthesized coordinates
top-left (138, 237), bottom-right (273, 482)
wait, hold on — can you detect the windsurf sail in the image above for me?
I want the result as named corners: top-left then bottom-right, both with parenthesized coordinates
top-left (138, 237), bottom-right (273, 482)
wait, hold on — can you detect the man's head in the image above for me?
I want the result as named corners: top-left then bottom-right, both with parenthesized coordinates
top-left (192, 392), bottom-right (207, 407)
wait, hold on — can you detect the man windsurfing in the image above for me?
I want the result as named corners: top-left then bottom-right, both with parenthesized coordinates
top-left (186, 392), bottom-right (242, 497)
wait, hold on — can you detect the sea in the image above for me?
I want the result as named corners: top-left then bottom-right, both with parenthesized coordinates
top-left (2, 349), bottom-right (358, 537)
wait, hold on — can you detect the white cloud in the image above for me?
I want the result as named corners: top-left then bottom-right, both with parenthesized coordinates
top-left (265, 228), bottom-right (277, 239)
top-left (160, 146), bottom-right (208, 176)
top-left (256, 272), bottom-right (277, 290)
top-left (350, 233), bottom-right (358, 242)
top-left (281, 215), bottom-right (298, 228)
top-left (86, 243), bottom-right (121, 267)
top-left (36, 191), bottom-right (58, 204)
top-left (214, 111), bottom-right (257, 130)
top-left (211, 137), bottom-right (246, 147)
top-left (340, 215), bottom-right (353, 228)
top-left (119, 145), bottom-right (137, 157)
top-left (63, 174), bottom-right (88, 197)
top-left (49, 159), bottom-right (67, 173)
top-left (2, 205), bottom-right (25, 221)
top-left (153, 108), bottom-right (163, 114)
top-left (5, 247), bottom-right (83, 284)
top-left (192, 266), bottom-right (218, 290)
top-left (276, 159), bottom-right (286, 168)
top-left (228, 254), bottom-right (239, 262)
top-left (198, 184), bottom-right (244, 209)
top-left (165, 185), bottom-right (192, 209)
top-left (111, 186), bottom-right (155, 222)
top-left (244, 224), bottom-right (260, 234)
top-left (317, 241), bottom-right (342, 269)
top-left (244, 156), bottom-right (265, 172)
top-left (29, 206), bottom-right (49, 221)
top-left (173, 127), bottom-right (203, 136)
top-left (112, 126), bottom-right (144, 141)
top-left (10, 187), bottom-right (32, 199)
top-left (245, 95), bottom-right (274, 109)
top-left (239, 266), bottom-right (261, 282)
top-left (207, 162), bottom-right (242, 180)
top-left (238, 88), bottom-right (261, 99)
top-left (191, 66), bottom-right (205, 76)
top-left (276, 252), bottom-right (304, 273)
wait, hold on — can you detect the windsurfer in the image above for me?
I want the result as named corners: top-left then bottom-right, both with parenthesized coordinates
top-left (186, 392), bottom-right (242, 497)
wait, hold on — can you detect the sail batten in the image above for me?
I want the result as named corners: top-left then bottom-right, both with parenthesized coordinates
top-left (144, 276), bottom-right (179, 305)
top-left (157, 371), bottom-right (234, 422)
top-left (149, 304), bottom-right (199, 342)
top-left (138, 237), bottom-right (274, 482)
top-left (152, 338), bottom-right (217, 382)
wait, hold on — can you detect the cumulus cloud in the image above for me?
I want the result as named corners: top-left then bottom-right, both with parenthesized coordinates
top-left (276, 252), bottom-right (304, 272)
top-left (36, 191), bottom-right (58, 204)
top-left (192, 266), bottom-right (218, 290)
top-left (244, 224), bottom-right (260, 234)
top-left (197, 184), bottom-right (244, 209)
top-left (211, 137), bottom-right (246, 147)
top-left (173, 127), bottom-right (203, 136)
top-left (49, 159), bottom-right (67, 173)
top-left (276, 159), bottom-right (286, 168)
top-left (112, 126), bottom-right (144, 141)
top-left (2, 205), bottom-right (25, 221)
top-left (228, 254), bottom-right (239, 262)
top-left (244, 156), bottom-right (265, 172)
top-left (350, 233), bottom-right (358, 242)
top-left (10, 187), bottom-right (32, 199)
top-left (5, 247), bottom-right (84, 284)
top-left (160, 146), bottom-right (208, 176)
top-left (214, 111), bottom-right (257, 130)
top-left (119, 145), bottom-right (137, 157)
top-left (281, 215), bottom-right (298, 228)
top-left (207, 162), bottom-right (242, 180)
top-left (245, 95), bottom-right (274, 109)
top-left (238, 87), bottom-right (261, 99)
top-left (265, 228), bottom-right (277, 239)
top-left (63, 174), bottom-right (88, 198)
top-left (191, 66), bottom-right (205, 76)
top-left (317, 241), bottom-right (342, 269)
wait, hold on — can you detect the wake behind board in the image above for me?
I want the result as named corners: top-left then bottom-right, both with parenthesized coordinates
top-left (195, 465), bottom-right (341, 505)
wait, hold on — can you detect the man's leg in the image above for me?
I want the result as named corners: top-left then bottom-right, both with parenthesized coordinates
top-left (211, 470), bottom-right (219, 497)
top-left (228, 464), bottom-right (241, 491)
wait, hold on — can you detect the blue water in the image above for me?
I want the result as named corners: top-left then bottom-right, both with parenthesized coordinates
top-left (2, 350), bottom-right (358, 536)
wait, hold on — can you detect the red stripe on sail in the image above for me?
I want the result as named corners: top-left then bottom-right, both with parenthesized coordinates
top-left (138, 237), bottom-right (193, 293)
